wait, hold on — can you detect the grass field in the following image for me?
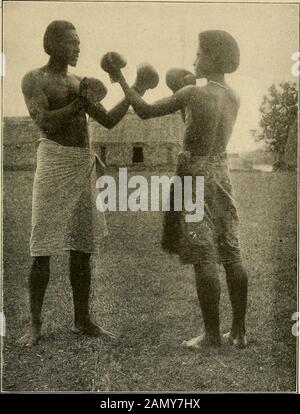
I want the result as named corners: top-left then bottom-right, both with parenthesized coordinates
top-left (2, 169), bottom-right (297, 392)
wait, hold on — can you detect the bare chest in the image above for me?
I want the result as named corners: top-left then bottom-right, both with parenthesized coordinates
top-left (42, 73), bottom-right (80, 109)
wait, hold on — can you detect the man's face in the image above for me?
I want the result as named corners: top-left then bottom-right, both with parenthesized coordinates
top-left (194, 45), bottom-right (211, 78)
top-left (54, 29), bottom-right (80, 67)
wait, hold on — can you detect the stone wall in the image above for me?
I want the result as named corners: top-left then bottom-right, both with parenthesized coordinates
top-left (90, 111), bottom-right (184, 168)
top-left (91, 142), bottom-right (181, 168)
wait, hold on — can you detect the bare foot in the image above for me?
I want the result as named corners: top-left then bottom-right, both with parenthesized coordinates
top-left (223, 331), bottom-right (247, 349)
top-left (72, 320), bottom-right (116, 339)
top-left (181, 334), bottom-right (221, 350)
top-left (16, 326), bottom-right (42, 347)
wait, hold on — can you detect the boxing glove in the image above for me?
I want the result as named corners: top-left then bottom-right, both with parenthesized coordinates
top-left (166, 68), bottom-right (196, 93)
top-left (100, 52), bottom-right (127, 82)
top-left (79, 77), bottom-right (107, 103)
top-left (134, 63), bottom-right (159, 92)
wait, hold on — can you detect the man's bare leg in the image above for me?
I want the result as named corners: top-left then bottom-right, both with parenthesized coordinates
top-left (17, 256), bottom-right (50, 346)
top-left (182, 263), bottom-right (221, 350)
top-left (223, 262), bottom-right (248, 348)
top-left (69, 250), bottom-right (115, 339)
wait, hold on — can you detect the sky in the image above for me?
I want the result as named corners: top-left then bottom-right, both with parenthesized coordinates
top-left (2, 1), bottom-right (299, 153)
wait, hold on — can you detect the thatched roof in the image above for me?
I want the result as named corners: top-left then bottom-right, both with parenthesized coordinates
top-left (3, 112), bottom-right (185, 146)
top-left (89, 111), bottom-right (184, 144)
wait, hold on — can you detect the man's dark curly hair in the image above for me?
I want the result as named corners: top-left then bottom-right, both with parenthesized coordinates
top-left (199, 30), bottom-right (240, 74)
top-left (43, 20), bottom-right (76, 56)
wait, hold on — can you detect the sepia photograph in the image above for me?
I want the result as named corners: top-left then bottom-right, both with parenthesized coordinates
top-left (0, 0), bottom-right (299, 394)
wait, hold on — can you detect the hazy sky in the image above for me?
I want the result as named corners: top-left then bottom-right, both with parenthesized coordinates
top-left (3, 1), bottom-right (299, 152)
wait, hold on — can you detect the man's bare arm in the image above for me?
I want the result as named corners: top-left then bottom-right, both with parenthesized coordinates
top-left (22, 70), bottom-right (84, 132)
top-left (85, 98), bottom-right (130, 130)
top-left (118, 74), bottom-right (193, 120)
top-left (85, 84), bottom-right (144, 129)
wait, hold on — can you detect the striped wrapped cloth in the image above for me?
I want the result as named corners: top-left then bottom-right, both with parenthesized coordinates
top-left (162, 150), bottom-right (242, 265)
top-left (30, 138), bottom-right (108, 256)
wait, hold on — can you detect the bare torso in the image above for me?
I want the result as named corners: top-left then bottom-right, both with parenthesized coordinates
top-left (118, 76), bottom-right (240, 157)
top-left (183, 83), bottom-right (239, 156)
top-left (22, 66), bottom-right (88, 148)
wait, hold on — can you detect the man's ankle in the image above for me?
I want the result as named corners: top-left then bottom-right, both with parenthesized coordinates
top-left (75, 315), bottom-right (91, 327)
top-left (31, 318), bottom-right (42, 329)
top-left (231, 324), bottom-right (246, 338)
top-left (207, 332), bottom-right (221, 347)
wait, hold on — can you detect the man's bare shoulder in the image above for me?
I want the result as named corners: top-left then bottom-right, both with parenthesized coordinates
top-left (185, 85), bottom-right (214, 104)
top-left (174, 84), bottom-right (200, 103)
top-left (201, 83), bottom-right (240, 108)
top-left (21, 68), bottom-right (46, 97)
top-left (179, 84), bottom-right (198, 95)
top-left (189, 84), bottom-right (213, 98)
top-left (198, 84), bottom-right (219, 96)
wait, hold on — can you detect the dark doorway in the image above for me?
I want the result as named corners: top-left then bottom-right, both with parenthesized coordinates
top-left (132, 146), bottom-right (144, 163)
top-left (167, 146), bottom-right (173, 165)
top-left (100, 145), bottom-right (106, 163)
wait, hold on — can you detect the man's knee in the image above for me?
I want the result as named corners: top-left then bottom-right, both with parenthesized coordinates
top-left (32, 255), bottom-right (50, 266)
top-left (70, 250), bottom-right (91, 270)
top-left (29, 256), bottom-right (50, 288)
top-left (194, 261), bottom-right (218, 273)
top-left (224, 262), bottom-right (248, 281)
top-left (31, 256), bottom-right (50, 279)
top-left (194, 262), bottom-right (220, 284)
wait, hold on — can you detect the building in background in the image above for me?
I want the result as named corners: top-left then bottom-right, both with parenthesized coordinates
top-left (89, 110), bottom-right (184, 169)
top-left (3, 112), bottom-right (184, 170)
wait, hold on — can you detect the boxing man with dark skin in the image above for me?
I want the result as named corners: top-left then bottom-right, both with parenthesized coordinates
top-left (19, 21), bottom-right (149, 347)
top-left (113, 30), bottom-right (248, 349)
